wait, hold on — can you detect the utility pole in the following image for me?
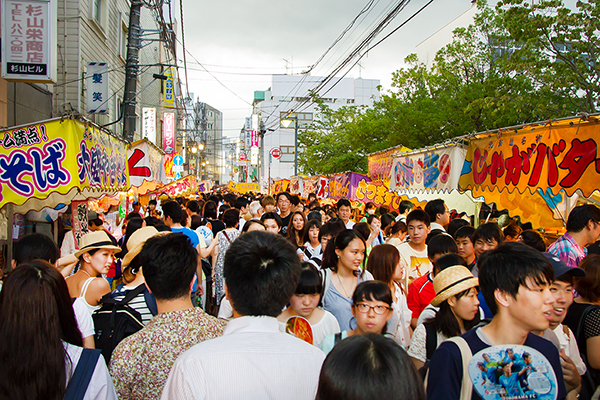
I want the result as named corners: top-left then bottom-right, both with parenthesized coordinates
top-left (122, 0), bottom-right (143, 142)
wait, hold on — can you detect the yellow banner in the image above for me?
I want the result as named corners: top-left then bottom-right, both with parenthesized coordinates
top-left (151, 174), bottom-right (197, 197)
top-left (163, 67), bottom-right (175, 108)
top-left (459, 117), bottom-right (600, 198)
top-left (0, 118), bottom-right (129, 209)
top-left (229, 181), bottom-right (260, 194)
top-left (272, 179), bottom-right (290, 194)
top-left (368, 145), bottom-right (411, 183)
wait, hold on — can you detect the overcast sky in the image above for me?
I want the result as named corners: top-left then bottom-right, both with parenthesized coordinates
top-left (173, 0), bottom-right (477, 138)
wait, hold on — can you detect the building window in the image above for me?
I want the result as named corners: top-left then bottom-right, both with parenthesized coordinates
top-left (90, 0), bottom-right (108, 33)
top-left (120, 21), bottom-right (128, 60)
top-left (279, 145), bottom-right (295, 163)
top-left (93, 0), bottom-right (102, 24)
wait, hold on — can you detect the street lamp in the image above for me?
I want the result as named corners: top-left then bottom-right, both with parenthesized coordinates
top-left (191, 146), bottom-right (197, 154)
top-left (281, 113), bottom-right (298, 176)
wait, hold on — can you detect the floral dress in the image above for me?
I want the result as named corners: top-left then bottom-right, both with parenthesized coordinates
top-left (214, 229), bottom-right (240, 305)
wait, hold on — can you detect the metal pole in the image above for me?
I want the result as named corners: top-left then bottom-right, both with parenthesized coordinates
top-left (294, 116), bottom-right (298, 176)
top-left (122, 0), bottom-right (143, 141)
top-left (269, 153), bottom-right (272, 195)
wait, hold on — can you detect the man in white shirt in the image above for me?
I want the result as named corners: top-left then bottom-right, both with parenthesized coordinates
top-left (424, 199), bottom-right (450, 244)
top-left (397, 209), bottom-right (433, 288)
top-left (162, 231), bottom-right (325, 400)
top-left (337, 199), bottom-right (355, 229)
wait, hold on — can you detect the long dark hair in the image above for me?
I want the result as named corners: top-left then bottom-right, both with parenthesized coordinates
top-left (429, 287), bottom-right (480, 338)
top-left (286, 211), bottom-right (307, 247)
top-left (0, 260), bottom-right (83, 399)
top-left (322, 229), bottom-right (366, 274)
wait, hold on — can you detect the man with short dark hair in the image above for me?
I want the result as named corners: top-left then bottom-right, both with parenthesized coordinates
top-left (397, 209), bottom-right (433, 287)
top-left (261, 212), bottom-right (282, 234)
top-left (336, 198), bottom-right (354, 229)
top-left (396, 200), bottom-right (414, 223)
top-left (163, 231), bottom-right (325, 399)
top-left (162, 201), bottom-right (200, 248)
top-left (110, 233), bottom-right (226, 400)
top-left (549, 204), bottom-right (600, 268)
top-left (276, 192), bottom-right (293, 234)
top-left (424, 199), bottom-right (450, 244)
top-left (426, 242), bottom-right (567, 400)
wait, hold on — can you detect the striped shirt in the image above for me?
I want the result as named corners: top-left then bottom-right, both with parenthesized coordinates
top-left (111, 284), bottom-right (154, 325)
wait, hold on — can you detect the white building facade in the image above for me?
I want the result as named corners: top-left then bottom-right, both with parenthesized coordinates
top-left (248, 74), bottom-right (380, 186)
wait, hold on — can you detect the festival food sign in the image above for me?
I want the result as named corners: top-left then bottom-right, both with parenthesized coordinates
top-left (367, 145), bottom-right (411, 183)
top-left (327, 172), bottom-right (372, 201)
top-left (0, 117), bottom-right (129, 211)
top-left (459, 116), bottom-right (600, 198)
top-left (151, 174), bottom-right (196, 198)
top-left (127, 139), bottom-right (167, 190)
top-left (290, 176), bottom-right (303, 195)
top-left (197, 179), bottom-right (212, 193)
top-left (228, 181), bottom-right (260, 194)
top-left (390, 144), bottom-right (467, 193)
top-left (272, 179), bottom-right (290, 194)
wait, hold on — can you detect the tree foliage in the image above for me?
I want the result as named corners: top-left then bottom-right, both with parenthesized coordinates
top-left (298, 0), bottom-right (600, 175)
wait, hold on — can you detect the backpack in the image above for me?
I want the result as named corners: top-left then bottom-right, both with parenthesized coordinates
top-left (92, 284), bottom-right (146, 364)
top-left (417, 322), bottom-right (438, 380)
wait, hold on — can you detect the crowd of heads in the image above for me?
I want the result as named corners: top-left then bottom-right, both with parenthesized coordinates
top-left (2, 188), bottom-right (600, 400)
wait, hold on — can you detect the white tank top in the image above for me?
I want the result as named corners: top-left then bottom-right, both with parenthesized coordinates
top-left (77, 277), bottom-right (101, 315)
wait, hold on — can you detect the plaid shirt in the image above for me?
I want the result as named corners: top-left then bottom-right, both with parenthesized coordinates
top-left (548, 232), bottom-right (587, 268)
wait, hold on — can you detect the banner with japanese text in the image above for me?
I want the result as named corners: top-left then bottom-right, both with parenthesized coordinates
top-left (390, 145), bottom-right (467, 193)
top-left (368, 145), bottom-right (411, 183)
top-left (290, 176), bottom-right (303, 195)
top-left (301, 176), bottom-right (318, 199)
top-left (229, 181), bottom-right (260, 194)
top-left (127, 139), bottom-right (167, 191)
top-left (197, 179), bottom-right (212, 193)
top-left (272, 179), bottom-right (290, 194)
top-left (458, 117), bottom-right (600, 198)
top-left (0, 118), bottom-right (129, 210)
top-left (151, 174), bottom-right (196, 198)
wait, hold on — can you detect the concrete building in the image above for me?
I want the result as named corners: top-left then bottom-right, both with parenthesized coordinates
top-left (189, 100), bottom-right (223, 184)
top-left (1, 0), bottom-right (180, 150)
top-left (248, 74), bottom-right (380, 185)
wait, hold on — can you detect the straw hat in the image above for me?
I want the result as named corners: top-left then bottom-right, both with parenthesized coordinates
top-left (74, 230), bottom-right (121, 259)
top-left (122, 226), bottom-right (163, 267)
top-left (431, 265), bottom-right (479, 307)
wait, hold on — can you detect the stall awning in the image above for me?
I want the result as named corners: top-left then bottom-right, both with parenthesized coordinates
top-left (458, 116), bottom-right (598, 227)
top-left (148, 174), bottom-right (197, 198)
top-left (127, 138), bottom-right (167, 195)
top-left (0, 117), bottom-right (129, 213)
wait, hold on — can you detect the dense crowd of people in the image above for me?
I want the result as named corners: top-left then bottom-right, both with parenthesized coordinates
top-left (1, 190), bottom-right (600, 400)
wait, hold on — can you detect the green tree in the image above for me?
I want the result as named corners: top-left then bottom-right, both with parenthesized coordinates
top-left (298, 0), bottom-right (598, 175)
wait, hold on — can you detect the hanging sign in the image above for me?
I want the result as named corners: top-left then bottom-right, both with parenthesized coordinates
top-left (163, 67), bottom-right (175, 108)
top-left (1, 0), bottom-right (57, 83)
top-left (86, 62), bottom-right (109, 114)
top-left (142, 107), bottom-right (156, 143)
top-left (163, 112), bottom-right (175, 154)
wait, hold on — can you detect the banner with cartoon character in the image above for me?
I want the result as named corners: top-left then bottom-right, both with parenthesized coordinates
top-left (0, 117), bottom-right (129, 212)
top-left (290, 176), bottom-right (304, 195)
top-left (390, 144), bottom-right (466, 193)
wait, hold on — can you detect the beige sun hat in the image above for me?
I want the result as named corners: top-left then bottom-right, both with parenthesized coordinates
top-left (430, 265), bottom-right (479, 307)
top-left (74, 230), bottom-right (121, 259)
top-left (121, 226), bottom-right (163, 267)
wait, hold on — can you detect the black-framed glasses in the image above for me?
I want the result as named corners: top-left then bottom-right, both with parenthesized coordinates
top-left (354, 303), bottom-right (391, 315)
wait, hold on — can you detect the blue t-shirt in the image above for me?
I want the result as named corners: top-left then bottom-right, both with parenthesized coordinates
top-left (499, 372), bottom-right (524, 397)
top-left (171, 226), bottom-right (200, 248)
top-left (426, 328), bottom-right (566, 400)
